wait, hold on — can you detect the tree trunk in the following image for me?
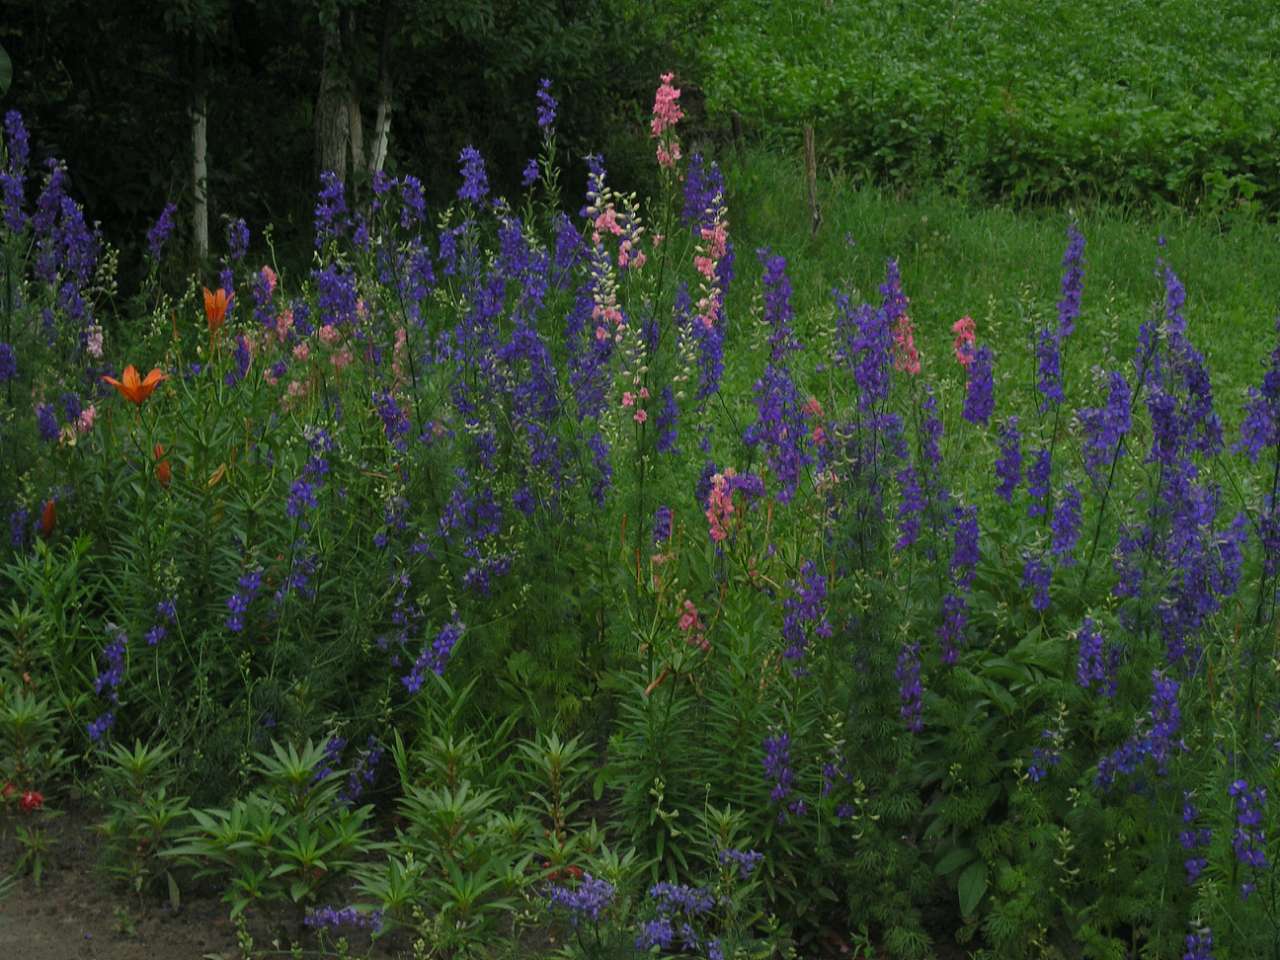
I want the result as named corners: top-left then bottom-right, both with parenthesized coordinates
top-left (191, 35), bottom-right (208, 261)
top-left (315, 25), bottom-right (349, 181)
top-left (368, 1), bottom-right (395, 176)
top-left (347, 92), bottom-right (366, 179)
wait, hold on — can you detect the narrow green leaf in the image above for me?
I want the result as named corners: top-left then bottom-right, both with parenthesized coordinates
top-left (958, 860), bottom-right (988, 917)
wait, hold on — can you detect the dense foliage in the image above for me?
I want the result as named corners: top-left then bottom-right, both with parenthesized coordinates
top-left (700, 0), bottom-right (1280, 213)
top-left (2, 71), bottom-right (1279, 960)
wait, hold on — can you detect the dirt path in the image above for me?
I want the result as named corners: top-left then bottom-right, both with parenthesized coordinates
top-left (1, 815), bottom-right (238, 960)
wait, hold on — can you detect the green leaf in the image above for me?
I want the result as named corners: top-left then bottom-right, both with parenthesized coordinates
top-left (0, 44), bottom-right (10, 96)
top-left (958, 860), bottom-right (988, 917)
top-left (934, 847), bottom-right (976, 876)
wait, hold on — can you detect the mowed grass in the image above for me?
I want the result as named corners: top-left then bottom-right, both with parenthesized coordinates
top-left (719, 148), bottom-right (1280, 421)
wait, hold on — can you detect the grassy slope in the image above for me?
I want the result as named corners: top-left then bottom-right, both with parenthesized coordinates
top-left (719, 147), bottom-right (1280, 417)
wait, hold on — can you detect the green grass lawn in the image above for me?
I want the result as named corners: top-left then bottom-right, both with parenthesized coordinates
top-left (720, 147), bottom-right (1280, 416)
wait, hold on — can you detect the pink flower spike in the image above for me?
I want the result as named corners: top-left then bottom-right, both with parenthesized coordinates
top-left (951, 314), bottom-right (976, 367)
top-left (261, 265), bottom-right (277, 297)
top-left (622, 391), bottom-right (635, 408)
top-left (650, 72), bottom-right (684, 137)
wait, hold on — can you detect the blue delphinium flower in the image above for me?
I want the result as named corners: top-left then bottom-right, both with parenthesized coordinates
top-left (313, 736), bottom-right (346, 782)
top-left (718, 848), bottom-right (764, 879)
top-left (8, 506), bottom-right (30, 549)
top-left (995, 416), bottom-right (1022, 502)
top-left (225, 568), bottom-right (264, 633)
top-left (304, 906), bottom-right (383, 933)
top-left (962, 344), bottom-right (994, 425)
top-left (1079, 371), bottom-right (1132, 481)
top-left (894, 466), bottom-right (927, 551)
top-left (1180, 794), bottom-right (1211, 884)
top-left (588, 431), bottom-right (612, 507)
top-left (1182, 926), bottom-right (1214, 960)
top-left (950, 505), bottom-right (980, 588)
top-left (226, 217), bottom-right (249, 261)
top-left (1028, 729), bottom-right (1061, 782)
top-left (636, 918), bottom-right (675, 951)
top-left (1057, 223), bottom-right (1085, 338)
top-left (1228, 779), bottom-right (1269, 899)
top-left (521, 158), bottom-right (539, 188)
top-left (1026, 447), bottom-right (1052, 517)
top-left (402, 617), bottom-right (465, 692)
top-left (341, 736), bottom-right (383, 805)
top-left (314, 262), bottom-right (358, 328)
top-left (457, 146), bottom-right (489, 204)
top-left (653, 505), bottom-right (672, 544)
top-left (896, 642), bottom-right (924, 733)
top-left (374, 390), bottom-right (411, 452)
top-left (781, 561), bottom-right (832, 663)
top-left (0, 342), bottom-right (16, 382)
top-left (1, 110), bottom-right (30, 232)
top-left (762, 732), bottom-right (799, 819)
top-left (937, 593), bottom-right (968, 665)
top-left (146, 202), bottom-right (177, 261)
top-left (1052, 483), bottom-right (1082, 565)
top-left (314, 171), bottom-right (348, 247)
top-left (547, 873), bottom-right (615, 926)
top-left (1076, 617), bottom-right (1117, 698)
top-left (1023, 555), bottom-right (1052, 611)
top-left (535, 78), bottom-right (557, 130)
top-left (398, 175), bottom-right (427, 228)
top-left (1095, 670), bottom-right (1184, 790)
top-left (1036, 327), bottom-right (1064, 412)
top-left (35, 402), bottom-right (58, 442)
top-left (744, 249), bottom-right (810, 504)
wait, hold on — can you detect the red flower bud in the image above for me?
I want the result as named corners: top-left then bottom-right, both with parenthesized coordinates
top-left (38, 498), bottom-right (56, 539)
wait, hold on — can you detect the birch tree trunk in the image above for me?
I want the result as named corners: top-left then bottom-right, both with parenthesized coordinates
top-left (191, 36), bottom-right (209, 260)
top-left (368, 1), bottom-right (395, 177)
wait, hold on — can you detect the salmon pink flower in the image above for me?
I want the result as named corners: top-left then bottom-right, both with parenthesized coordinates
top-left (76, 404), bottom-right (96, 434)
top-left (678, 599), bottom-right (709, 651)
top-left (952, 315), bottom-right (976, 366)
top-left (19, 790), bottom-right (43, 812)
top-left (651, 73), bottom-right (684, 169)
top-left (893, 315), bottom-right (921, 375)
top-left (275, 308), bottom-right (294, 342)
top-left (634, 409), bottom-right (648, 424)
top-left (706, 469), bottom-right (737, 542)
top-left (650, 73), bottom-right (684, 137)
top-left (102, 365), bottom-right (166, 406)
top-left (260, 265), bottom-right (277, 297)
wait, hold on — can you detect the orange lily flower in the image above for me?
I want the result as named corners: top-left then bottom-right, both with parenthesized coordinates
top-left (204, 287), bottom-right (233, 338)
top-left (102, 365), bottom-right (166, 406)
top-left (38, 499), bottom-right (56, 539)
top-left (154, 443), bottom-right (172, 488)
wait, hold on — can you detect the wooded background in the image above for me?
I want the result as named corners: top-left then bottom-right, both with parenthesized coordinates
top-left (0, 0), bottom-right (698, 288)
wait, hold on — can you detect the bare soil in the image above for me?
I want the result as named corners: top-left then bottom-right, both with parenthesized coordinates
top-left (1, 809), bottom-right (239, 960)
